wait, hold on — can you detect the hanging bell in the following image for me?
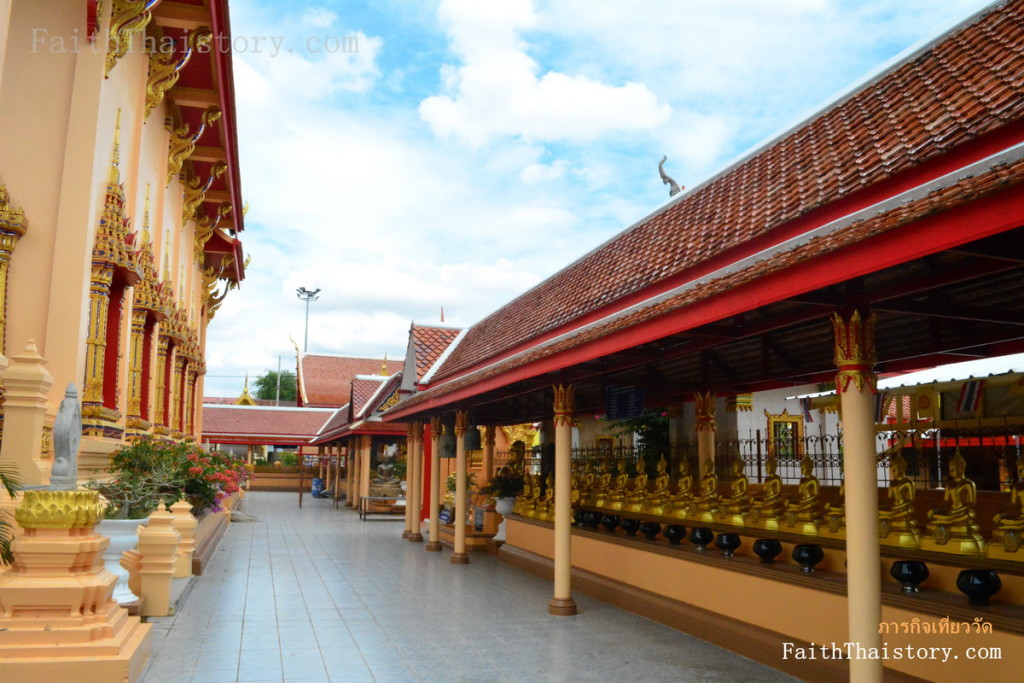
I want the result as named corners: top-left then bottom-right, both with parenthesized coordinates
top-left (463, 424), bottom-right (482, 451)
top-left (439, 430), bottom-right (456, 458)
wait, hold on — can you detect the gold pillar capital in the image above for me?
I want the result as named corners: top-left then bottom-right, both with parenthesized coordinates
top-left (553, 384), bottom-right (574, 427)
top-left (429, 415), bottom-right (442, 436)
top-left (832, 310), bottom-right (877, 394)
top-left (484, 424), bottom-right (496, 446)
top-left (454, 410), bottom-right (469, 438)
top-left (694, 391), bottom-right (716, 432)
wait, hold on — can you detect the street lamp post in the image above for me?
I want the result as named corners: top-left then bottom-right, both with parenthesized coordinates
top-left (296, 287), bottom-right (320, 352)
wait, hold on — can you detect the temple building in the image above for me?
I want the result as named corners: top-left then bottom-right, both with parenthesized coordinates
top-left (383, 2), bottom-right (1024, 680)
top-left (0, 0), bottom-right (246, 484)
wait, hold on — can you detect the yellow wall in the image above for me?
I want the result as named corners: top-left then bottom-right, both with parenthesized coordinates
top-left (0, 1), bottom-right (219, 464)
top-left (506, 520), bottom-right (1023, 681)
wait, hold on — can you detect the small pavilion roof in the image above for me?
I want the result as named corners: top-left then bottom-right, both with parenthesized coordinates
top-left (409, 324), bottom-right (463, 382)
top-left (297, 353), bottom-right (403, 407)
top-left (202, 404), bottom-right (335, 445)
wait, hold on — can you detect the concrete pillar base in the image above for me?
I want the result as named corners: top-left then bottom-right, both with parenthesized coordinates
top-left (401, 530), bottom-right (411, 538)
top-left (548, 597), bottom-right (578, 616)
top-left (449, 552), bottom-right (470, 565)
top-left (425, 541), bottom-right (442, 552)
top-left (408, 533), bottom-right (423, 542)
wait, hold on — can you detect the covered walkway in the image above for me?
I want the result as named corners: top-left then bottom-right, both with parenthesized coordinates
top-left (141, 492), bottom-right (796, 682)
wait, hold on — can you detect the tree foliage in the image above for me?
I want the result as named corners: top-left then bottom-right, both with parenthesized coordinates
top-left (253, 369), bottom-right (297, 402)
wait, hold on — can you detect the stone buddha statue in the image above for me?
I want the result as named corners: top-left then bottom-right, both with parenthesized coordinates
top-left (691, 467), bottom-right (720, 521)
top-left (623, 461), bottom-right (650, 512)
top-left (717, 459), bottom-right (749, 524)
top-left (750, 457), bottom-right (784, 527)
top-left (604, 457), bottom-right (631, 510)
top-left (878, 453), bottom-right (919, 547)
top-left (991, 456), bottom-right (1024, 556)
top-left (921, 450), bottom-right (984, 554)
top-left (587, 460), bottom-right (612, 508)
top-left (784, 455), bottom-right (822, 534)
top-left (642, 456), bottom-right (672, 515)
top-left (669, 460), bottom-right (695, 518)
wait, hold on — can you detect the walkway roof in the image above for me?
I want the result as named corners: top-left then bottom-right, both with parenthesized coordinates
top-left (386, 0), bottom-right (1024, 424)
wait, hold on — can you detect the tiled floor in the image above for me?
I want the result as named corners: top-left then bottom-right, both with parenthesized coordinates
top-left (141, 492), bottom-right (798, 682)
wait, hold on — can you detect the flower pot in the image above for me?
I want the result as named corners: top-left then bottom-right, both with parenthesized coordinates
top-left (890, 560), bottom-right (929, 593)
top-left (97, 518), bottom-right (147, 605)
top-left (493, 497), bottom-right (516, 541)
top-left (956, 569), bottom-right (1001, 606)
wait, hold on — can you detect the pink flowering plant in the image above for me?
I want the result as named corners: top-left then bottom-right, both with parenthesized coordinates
top-left (87, 438), bottom-right (252, 517)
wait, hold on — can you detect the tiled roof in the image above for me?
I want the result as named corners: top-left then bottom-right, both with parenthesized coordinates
top-left (311, 418), bottom-right (408, 445)
top-left (350, 377), bottom-right (387, 417)
top-left (316, 404), bottom-right (351, 437)
top-left (360, 372), bottom-right (403, 418)
top-left (393, 150), bottom-right (1024, 412)
top-left (410, 325), bottom-right (462, 381)
top-left (298, 354), bottom-right (403, 407)
top-left (202, 405), bottom-right (335, 444)
top-left (429, 0), bottom-right (1024, 385)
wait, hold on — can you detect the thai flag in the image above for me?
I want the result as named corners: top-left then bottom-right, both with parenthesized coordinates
top-left (874, 392), bottom-right (889, 423)
top-left (956, 380), bottom-right (983, 413)
top-left (799, 398), bottom-right (814, 423)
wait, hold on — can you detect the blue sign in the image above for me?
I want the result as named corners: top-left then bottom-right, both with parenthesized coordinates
top-left (606, 385), bottom-right (645, 420)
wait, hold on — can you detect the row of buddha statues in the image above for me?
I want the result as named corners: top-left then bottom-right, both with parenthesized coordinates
top-left (512, 451), bottom-right (1024, 560)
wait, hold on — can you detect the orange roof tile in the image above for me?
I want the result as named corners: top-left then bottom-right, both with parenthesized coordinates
top-left (202, 405), bottom-right (335, 444)
top-left (429, 0), bottom-right (1024, 385)
top-left (410, 325), bottom-right (462, 381)
top-left (298, 354), bottom-right (403, 407)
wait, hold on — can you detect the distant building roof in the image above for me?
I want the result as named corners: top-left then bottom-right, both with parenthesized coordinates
top-left (297, 353), bottom-right (403, 407)
top-left (202, 404), bottom-right (334, 445)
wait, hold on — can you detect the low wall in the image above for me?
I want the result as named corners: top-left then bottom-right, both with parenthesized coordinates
top-left (190, 493), bottom-right (238, 575)
top-left (249, 472), bottom-right (302, 492)
top-left (504, 517), bottom-right (1023, 682)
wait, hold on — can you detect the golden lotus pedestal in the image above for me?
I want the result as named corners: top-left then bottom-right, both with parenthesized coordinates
top-left (781, 511), bottom-right (821, 536)
top-left (714, 511), bottom-right (748, 527)
top-left (0, 491), bottom-right (151, 682)
top-left (878, 519), bottom-right (920, 549)
top-left (919, 521), bottom-right (985, 556)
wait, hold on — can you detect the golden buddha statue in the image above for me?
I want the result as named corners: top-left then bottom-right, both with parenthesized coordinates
top-left (642, 456), bottom-right (672, 515)
top-left (669, 460), bottom-right (695, 518)
top-left (512, 468), bottom-right (533, 515)
top-left (878, 453), bottom-right (919, 548)
top-left (749, 457), bottom-right (784, 529)
top-left (586, 460), bottom-right (612, 508)
top-left (575, 461), bottom-right (596, 505)
top-left (690, 467), bottom-right (720, 522)
top-left (519, 471), bottom-right (543, 517)
top-left (990, 456), bottom-right (1024, 558)
top-left (623, 462), bottom-right (649, 512)
top-left (604, 457), bottom-right (631, 510)
top-left (536, 473), bottom-right (555, 520)
top-left (784, 455), bottom-right (822, 534)
top-left (716, 459), bottom-right (749, 525)
top-left (921, 450), bottom-right (984, 555)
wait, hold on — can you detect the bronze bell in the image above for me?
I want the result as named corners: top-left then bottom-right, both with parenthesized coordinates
top-left (463, 425), bottom-right (482, 451)
top-left (439, 431), bottom-right (456, 458)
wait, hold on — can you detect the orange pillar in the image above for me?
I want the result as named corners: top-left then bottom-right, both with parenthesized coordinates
top-left (833, 310), bottom-right (882, 683)
top-left (549, 385), bottom-right (577, 616)
top-left (451, 410), bottom-right (470, 565)
top-left (426, 417), bottom-right (442, 552)
top-left (408, 421), bottom-right (424, 542)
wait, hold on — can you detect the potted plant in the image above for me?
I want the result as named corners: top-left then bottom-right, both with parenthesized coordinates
top-left (481, 468), bottom-right (525, 516)
top-left (444, 471), bottom-right (477, 511)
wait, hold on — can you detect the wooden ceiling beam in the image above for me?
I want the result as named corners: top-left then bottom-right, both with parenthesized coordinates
top-left (153, 2), bottom-right (210, 30)
top-left (170, 87), bottom-right (220, 109)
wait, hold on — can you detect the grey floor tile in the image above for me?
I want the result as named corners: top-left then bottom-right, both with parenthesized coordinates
top-left (142, 492), bottom-right (797, 683)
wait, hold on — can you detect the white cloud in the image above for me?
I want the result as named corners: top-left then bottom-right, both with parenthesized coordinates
top-left (419, 0), bottom-right (671, 146)
top-left (301, 7), bottom-right (337, 28)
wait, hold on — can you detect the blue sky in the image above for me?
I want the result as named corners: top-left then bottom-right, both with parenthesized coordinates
top-left (203, 0), bottom-right (997, 398)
